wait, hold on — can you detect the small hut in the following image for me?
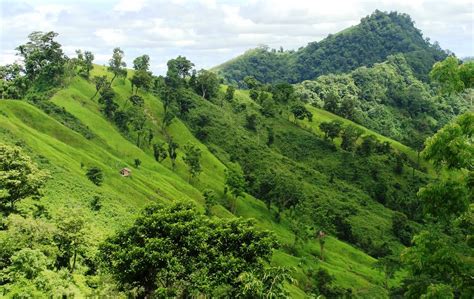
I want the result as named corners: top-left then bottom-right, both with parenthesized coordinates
top-left (120, 167), bottom-right (131, 177)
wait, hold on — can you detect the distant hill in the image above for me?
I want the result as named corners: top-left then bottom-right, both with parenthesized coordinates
top-left (214, 10), bottom-right (448, 85)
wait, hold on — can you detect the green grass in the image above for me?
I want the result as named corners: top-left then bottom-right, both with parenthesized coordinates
top-left (0, 66), bottom-right (404, 297)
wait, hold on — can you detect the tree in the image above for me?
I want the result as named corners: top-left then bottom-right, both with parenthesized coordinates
top-left (192, 69), bottom-right (219, 100)
top-left (236, 267), bottom-right (293, 298)
top-left (2, 248), bottom-right (49, 280)
top-left (131, 55), bottom-right (152, 94)
top-left (85, 167), bottom-right (103, 186)
top-left (249, 89), bottom-right (259, 101)
top-left (319, 120), bottom-right (343, 141)
top-left (54, 209), bottom-right (86, 273)
top-left (266, 126), bottom-right (275, 146)
top-left (339, 95), bottom-right (357, 119)
top-left (15, 31), bottom-right (66, 88)
top-left (392, 212), bottom-right (412, 246)
top-left (98, 85), bottom-right (118, 119)
top-left (133, 54), bottom-right (150, 72)
top-left (182, 144), bottom-right (202, 181)
top-left (358, 135), bottom-right (378, 156)
top-left (74, 49), bottom-right (94, 78)
top-left (422, 112), bottom-right (473, 171)
top-left (417, 178), bottom-right (469, 223)
top-left (0, 144), bottom-right (48, 209)
top-left (243, 76), bottom-right (260, 89)
top-left (397, 112), bottom-right (474, 298)
top-left (0, 63), bottom-right (27, 99)
top-left (83, 51), bottom-right (94, 78)
top-left (203, 189), bottom-right (217, 216)
top-left (131, 70), bottom-right (152, 94)
top-left (225, 168), bottom-right (246, 213)
top-left (374, 254), bottom-right (401, 289)
top-left (91, 75), bottom-right (108, 100)
top-left (271, 82), bottom-right (295, 104)
top-left (129, 95), bottom-right (144, 107)
top-left (429, 56), bottom-right (464, 94)
top-left (290, 103), bottom-right (312, 122)
top-left (323, 90), bottom-right (339, 113)
top-left (458, 61), bottom-right (474, 89)
top-left (161, 111), bottom-right (175, 133)
top-left (305, 268), bottom-right (348, 298)
top-left (245, 113), bottom-right (259, 131)
top-left (400, 230), bottom-right (467, 298)
top-left (260, 96), bottom-right (277, 117)
top-left (113, 110), bottom-right (130, 132)
top-left (153, 143), bottom-right (168, 162)
top-left (340, 125), bottom-right (363, 151)
top-left (275, 174), bottom-right (305, 218)
top-left (134, 158), bottom-right (141, 168)
top-left (108, 47), bottom-right (127, 84)
top-left (174, 56), bottom-right (194, 79)
top-left (225, 85), bottom-right (235, 102)
top-left (99, 201), bottom-right (277, 297)
top-left (167, 138), bottom-right (179, 170)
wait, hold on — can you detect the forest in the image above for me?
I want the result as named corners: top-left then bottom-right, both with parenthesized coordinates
top-left (0, 9), bottom-right (473, 299)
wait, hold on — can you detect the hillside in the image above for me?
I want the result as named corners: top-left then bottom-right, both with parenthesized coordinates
top-left (0, 64), bottom-right (435, 297)
top-left (1, 26), bottom-right (472, 298)
top-left (214, 10), bottom-right (448, 85)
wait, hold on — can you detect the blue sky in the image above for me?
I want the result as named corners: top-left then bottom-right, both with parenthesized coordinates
top-left (1, 0), bottom-right (473, 75)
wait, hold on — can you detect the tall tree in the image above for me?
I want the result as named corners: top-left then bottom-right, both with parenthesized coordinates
top-left (341, 125), bottom-right (363, 151)
top-left (131, 55), bottom-right (152, 94)
top-left (54, 209), bottom-right (86, 272)
top-left (16, 31), bottom-right (66, 88)
top-left (108, 47), bottom-right (127, 84)
top-left (182, 144), bottom-right (202, 181)
top-left (167, 138), bottom-right (179, 170)
top-left (225, 85), bottom-right (235, 102)
top-left (319, 120), bottom-right (343, 141)
top-left (191, 69), bottom-right (219, 100)
top-left (225, 168), bottom-right (246, 213)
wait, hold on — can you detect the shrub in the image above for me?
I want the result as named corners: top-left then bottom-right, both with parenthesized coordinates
top-left (86, 167), bottom-right (103, 186)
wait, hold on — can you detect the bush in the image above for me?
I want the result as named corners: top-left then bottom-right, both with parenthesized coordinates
top-left (90, 196), bottom-right (102, 211)
top-left (86, 167), bottom-right (103, 186)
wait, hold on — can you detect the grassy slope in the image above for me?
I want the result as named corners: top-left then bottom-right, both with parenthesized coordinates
top-left (0, 66), bottom-right (403, 297)
top-left (300, 105), bottom-right (430, 172)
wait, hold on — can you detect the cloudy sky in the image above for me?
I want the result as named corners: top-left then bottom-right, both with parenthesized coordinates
top-left (1, 0), bottom-right (473, 74)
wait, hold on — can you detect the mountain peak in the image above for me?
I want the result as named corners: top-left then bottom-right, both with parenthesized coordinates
top-left (215, 10), bottom-right (447, 85)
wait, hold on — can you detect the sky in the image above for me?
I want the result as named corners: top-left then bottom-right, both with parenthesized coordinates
top-left (1, 0), bottom-right (473, 75)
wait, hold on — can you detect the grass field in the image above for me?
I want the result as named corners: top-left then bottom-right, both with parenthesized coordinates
top-left (0, 66), bottom-right (411, 297)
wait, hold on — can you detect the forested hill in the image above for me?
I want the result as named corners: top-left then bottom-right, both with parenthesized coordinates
top-left (214, 10), bottom-right (448, 85)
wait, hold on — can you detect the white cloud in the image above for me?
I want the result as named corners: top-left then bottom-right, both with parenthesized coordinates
top-left (0, 0), bottom-right (472, 75)
top-left (113, 0), bottom-right (147, 12)
top-left (94, 28), bottom-right (126, 45)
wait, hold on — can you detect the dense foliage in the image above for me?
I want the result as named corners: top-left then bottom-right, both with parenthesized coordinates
top-left (295, 55), bottom-right (471, 147)
top-left (99, 201), bottom-right (280, 297)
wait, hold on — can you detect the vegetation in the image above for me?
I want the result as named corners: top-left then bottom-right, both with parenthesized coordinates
top-left (0, 12), bottom-right (472, 297)
top-left (0, 144), bottom-right (48, 209)
top-left (215, 11), bottom-right (447, 84)
top-left (99, 201), bottom-right (279, 297)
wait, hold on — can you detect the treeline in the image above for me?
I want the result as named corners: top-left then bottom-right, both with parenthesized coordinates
top-left (217, 10), bottom-right (448, 85)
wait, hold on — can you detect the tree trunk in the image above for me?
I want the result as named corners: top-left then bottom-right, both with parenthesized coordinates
top-left (91, 88), bottom-right (100, 101)
top-left (71, 248), bottom-right (77, 273)
top-left (110, 73), bottom-right (117, 85)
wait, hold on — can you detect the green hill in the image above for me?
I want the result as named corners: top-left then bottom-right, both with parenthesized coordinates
top-left (214, 10), bottom-right (447, 85)
top-left (0, 63), bottom-right (435, 297)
